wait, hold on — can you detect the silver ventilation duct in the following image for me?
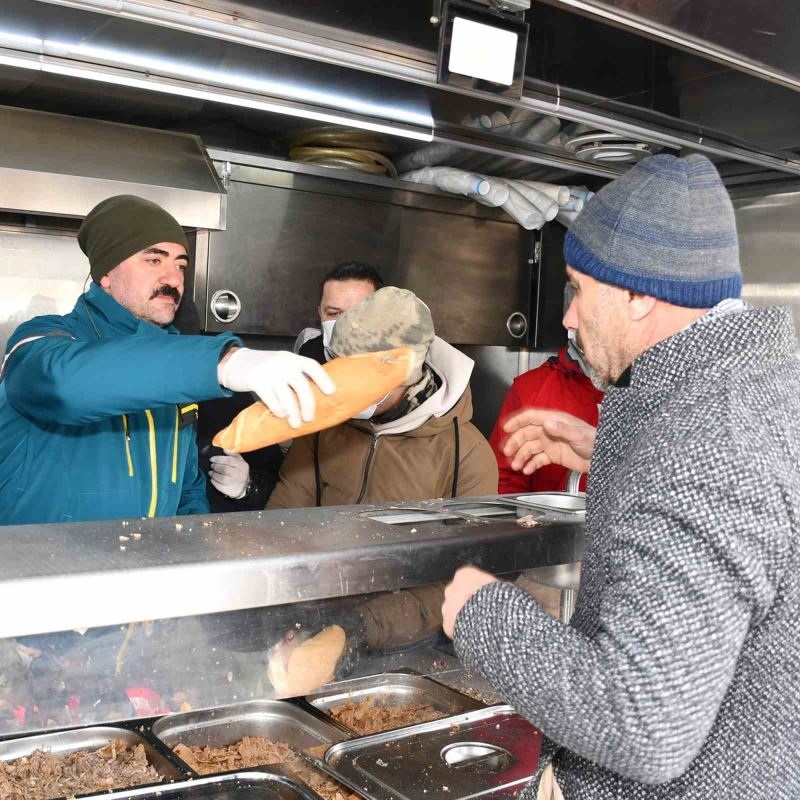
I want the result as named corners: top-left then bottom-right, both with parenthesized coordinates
top-left (564, 130), bottom-right (661, 164)
top-left (0, 0), bottom-right (797, 183)
top-left (0, 105), bottom-right (226, 227)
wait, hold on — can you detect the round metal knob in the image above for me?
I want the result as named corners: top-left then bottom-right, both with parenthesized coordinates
top-left (210, 289), bottom-right (241, 324)
top-left (506, 311), bottom-right (528, 339)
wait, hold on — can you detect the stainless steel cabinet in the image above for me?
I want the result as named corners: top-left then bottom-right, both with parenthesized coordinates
top-left (200, 154), bottom-right (534, 346)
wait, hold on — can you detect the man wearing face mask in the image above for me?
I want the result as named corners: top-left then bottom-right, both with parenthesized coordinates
top-left (0, 195), bottom-right (333, 525)
top-left (293, 262), bottom-right (385, 364)
top-left (489, 283), bottom-right (604, 495)
top-left (205, 262), bottom-right (384, 507)
top-left (196, 288), bottom-right (497, 692)
top-left (267, 286), bottom-right (498, 508)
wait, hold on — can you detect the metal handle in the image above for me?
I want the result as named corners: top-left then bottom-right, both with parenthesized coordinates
top-left (506, 311), bottom-right (528, 339)
top-left (210, 289), bottom-right (241, 323)
top-left (566, 469), bottom-right (583, 494)
top-left (441, 742), bottom-right (512, 772)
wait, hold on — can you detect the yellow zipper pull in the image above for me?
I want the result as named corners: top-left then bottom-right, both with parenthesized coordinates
top-left (144, 410), bottom-right (158, 518)
top-left (121, 415), bottom-right (134, 477)
top-left (172, 407), bottom-right (179, 484)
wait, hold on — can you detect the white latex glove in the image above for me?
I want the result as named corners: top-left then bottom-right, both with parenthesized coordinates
top-left (218, 348), bottom-right (335, 429)
top-left (209, 449), bottom-right (250, 499)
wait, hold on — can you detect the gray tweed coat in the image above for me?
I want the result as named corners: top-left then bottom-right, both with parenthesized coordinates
top-left (454, 306), bottom-right (800, 799)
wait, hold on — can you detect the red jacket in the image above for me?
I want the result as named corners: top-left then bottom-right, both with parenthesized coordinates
top-left (489, 346), bottom-right (604, 494)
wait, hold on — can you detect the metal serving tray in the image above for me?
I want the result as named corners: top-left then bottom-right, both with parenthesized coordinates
top-left (324, 705), bottom-right (542, 800)
top-left (304, 673), bottom-right (484, 734)
top-left (152, 700), bottom-right (349, 793)
top-left (152, 700), bottom-right (349, 755)
top-left (77, 772), bottom-right (321, 799)
top-left (0, 725), bottom-right (186, 799)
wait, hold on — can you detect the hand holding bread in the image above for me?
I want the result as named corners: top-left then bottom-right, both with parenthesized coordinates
top-left (214, 347), bottom-right (415, 452)
top-left (217, 348), bottom-right (335, 429)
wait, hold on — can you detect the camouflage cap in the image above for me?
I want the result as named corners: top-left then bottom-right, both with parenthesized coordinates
top-left (329, 286), bottom-right (434, 385)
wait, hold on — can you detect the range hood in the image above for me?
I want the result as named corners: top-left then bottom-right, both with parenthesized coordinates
top-left (1, 0), bottom-right (799, 187)
top-left (0, 104), bottom-right (226, 228)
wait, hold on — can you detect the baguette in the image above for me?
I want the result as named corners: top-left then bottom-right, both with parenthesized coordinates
top-left (267, 625), bottom-right (346, 698)
top-left (213, 347), bottom-right (415, 452)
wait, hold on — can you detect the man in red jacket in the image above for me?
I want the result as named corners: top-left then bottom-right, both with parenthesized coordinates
top-left (489, 292), bottom-right (603, 493)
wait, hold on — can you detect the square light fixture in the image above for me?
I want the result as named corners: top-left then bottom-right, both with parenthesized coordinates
top-left (437, 0), bottom-right (529, 99)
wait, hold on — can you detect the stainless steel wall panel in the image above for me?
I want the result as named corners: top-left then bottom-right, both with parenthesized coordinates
top-left (396, 208), bottom-right (531, 346)
top-left (0, 225), bottom-right (87, 357)
top-left (203, 159), bottom-right (534, 346)
top-left (458, 345), bottom-right (525, 438)
top-left (734, 193), bottom-right (800, 344)
top-left (205, 181), bottom-right (402, 335)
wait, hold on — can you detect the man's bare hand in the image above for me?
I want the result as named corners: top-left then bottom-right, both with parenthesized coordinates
top-left (442, 566), bottom-right (499, 638)
top-left (502, 408), bottom-right (596, 476)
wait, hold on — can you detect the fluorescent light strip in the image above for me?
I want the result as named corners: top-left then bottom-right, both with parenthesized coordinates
top-left (0, 50), bottom-right (41, 71)
top-left (0, 48), bottom-right (433, 142)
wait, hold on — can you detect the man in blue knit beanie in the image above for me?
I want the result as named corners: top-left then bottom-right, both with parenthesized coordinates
top-left (442, 154), bottom-right (800, 800)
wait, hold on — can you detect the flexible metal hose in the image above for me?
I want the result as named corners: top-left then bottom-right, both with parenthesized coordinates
top-left (281, 127), bottom-right (399, 178)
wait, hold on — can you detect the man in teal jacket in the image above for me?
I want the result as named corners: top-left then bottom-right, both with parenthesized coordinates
top-left (0, 195), bottom-right (333, 525)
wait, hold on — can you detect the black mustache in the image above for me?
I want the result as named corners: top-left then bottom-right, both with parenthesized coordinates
top-left (150, 285), bottom-right (181, 304)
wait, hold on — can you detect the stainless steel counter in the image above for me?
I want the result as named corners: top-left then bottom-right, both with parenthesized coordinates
top-left (0, 496), bottom-right (583, 639)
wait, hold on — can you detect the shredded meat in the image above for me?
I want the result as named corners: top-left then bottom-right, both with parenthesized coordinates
top-left (174, 737), bottom-right (359, 800)
top-left (0, 740), bottom-right (161, 800)
top-left (328, 697), bottom-right (444, 735)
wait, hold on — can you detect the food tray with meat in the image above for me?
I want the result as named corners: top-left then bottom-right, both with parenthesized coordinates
top-left (59, 772), bottom-right (324, 799)
top-left (0, 725), bottom-right (185, 800)
top-left (152, 700), bottom-right (358, 800)
top-left (303, 672), bottom-right (484, 736)
top-left (324, 705), bottom-right (543, 800)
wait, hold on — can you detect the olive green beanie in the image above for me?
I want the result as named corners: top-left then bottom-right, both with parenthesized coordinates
top-left (78, 195), bottom-right (189, 281)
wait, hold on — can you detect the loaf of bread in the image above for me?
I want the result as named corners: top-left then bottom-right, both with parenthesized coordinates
top-left (267, 625), bottom-right (346, 698)
top-left (213, 347), bottom-right (415, 452)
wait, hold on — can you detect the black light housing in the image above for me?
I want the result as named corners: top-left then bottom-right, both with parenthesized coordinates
top-left (437, 0), bottom-right (529, 100)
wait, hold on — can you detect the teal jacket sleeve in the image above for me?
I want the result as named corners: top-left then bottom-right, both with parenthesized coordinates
top-left (3, 328), bottom-right (241, 426)
top-left (178, 433), bottom-right (210, 516)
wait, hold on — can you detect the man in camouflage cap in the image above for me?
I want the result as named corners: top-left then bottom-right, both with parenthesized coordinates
top-left (328, 286), bottom-right (434, 386)
top-left (258, 287), bottom-right (498, 683)
top-left (268, 285), bottom-right (497, 508)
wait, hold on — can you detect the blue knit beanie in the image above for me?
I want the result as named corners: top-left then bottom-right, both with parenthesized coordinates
top-left (564, 154), bottom-right (742, 308)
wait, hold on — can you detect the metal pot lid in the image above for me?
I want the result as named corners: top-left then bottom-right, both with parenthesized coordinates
top-left (323, 705), bottom-right (542, 800)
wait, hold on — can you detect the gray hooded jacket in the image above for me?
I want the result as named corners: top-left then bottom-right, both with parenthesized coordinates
top-left (454, 306), bottom-right (800, 799)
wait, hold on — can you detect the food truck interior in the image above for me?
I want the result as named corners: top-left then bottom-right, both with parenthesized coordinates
top-left (0, 1), bottom-right (798, 798)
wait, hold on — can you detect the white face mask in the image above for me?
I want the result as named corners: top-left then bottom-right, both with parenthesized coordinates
top-left (321, 319), bottom-right (336, 361)
top-left (353, 391), bottom-right (391, 420)
top-left (567, 328), bottom-right (592, 372)
top-left (321, 319), bottom-right (336, 347)
top-left (567, 329), bottom-right (608, 391)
